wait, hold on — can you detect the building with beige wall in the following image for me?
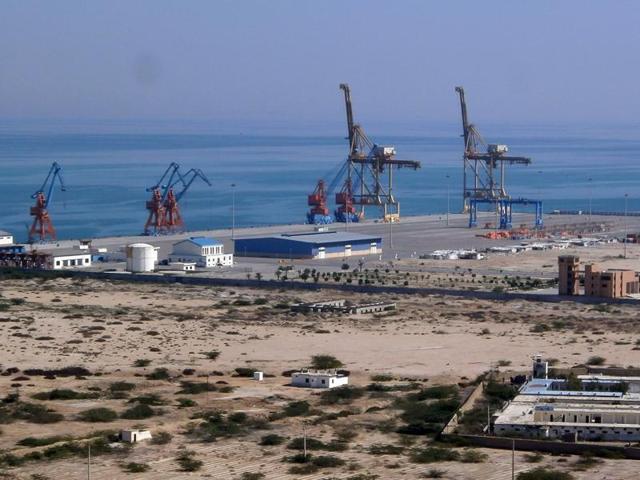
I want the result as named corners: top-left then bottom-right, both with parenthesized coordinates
top-left (558, 255), bottom-right (580, 295)
top-left (584, 264), bottom-right (639, 298)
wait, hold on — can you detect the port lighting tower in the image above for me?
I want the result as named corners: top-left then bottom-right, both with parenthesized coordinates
top-left (29, 162), bottom-right (66, 242)
top-left (338, 83), bottom-right (421, 222)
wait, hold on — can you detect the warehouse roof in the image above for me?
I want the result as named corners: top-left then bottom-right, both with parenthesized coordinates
top-left (180, 237), bottom-right (222, 247)
top-left (238, 231), bottom-right (381, 246)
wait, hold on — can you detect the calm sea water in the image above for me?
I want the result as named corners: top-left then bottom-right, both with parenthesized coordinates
top-left (1, 120), bottom-right (639, 242)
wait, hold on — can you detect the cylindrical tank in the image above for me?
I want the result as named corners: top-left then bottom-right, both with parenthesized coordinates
top-left (126, 243), bottom-right (157, 272)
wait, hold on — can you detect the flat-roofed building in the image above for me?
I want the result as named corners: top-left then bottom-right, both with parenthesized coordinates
top-left (584, 263), bottom-right (638, 298)
top-left (558, 255), bottom-right (580, 295)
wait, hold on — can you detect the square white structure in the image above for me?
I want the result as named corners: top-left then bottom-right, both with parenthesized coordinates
top-left (120, 429), bottom-right (152, 443)
top-left (291, 370), bottom-right (349, 389)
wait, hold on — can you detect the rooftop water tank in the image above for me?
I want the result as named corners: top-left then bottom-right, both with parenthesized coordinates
top-left (126, 243), bottom-right (157, 273)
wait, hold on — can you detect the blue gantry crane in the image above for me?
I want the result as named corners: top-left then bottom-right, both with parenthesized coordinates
top-left (163, 168), bottom-right (212, 232)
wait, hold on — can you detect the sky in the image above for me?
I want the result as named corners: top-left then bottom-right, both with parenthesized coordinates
top-left (1, 1), bottom-right (640, 133)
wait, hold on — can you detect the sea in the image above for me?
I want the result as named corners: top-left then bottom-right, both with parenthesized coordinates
top-left (1, 119), bottom-right (639, 242)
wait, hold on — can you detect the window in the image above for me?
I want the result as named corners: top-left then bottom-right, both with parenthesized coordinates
top-left (305, 378), bottom-right (309, 383)
top-left (321, 379), bottom-right (325, 384)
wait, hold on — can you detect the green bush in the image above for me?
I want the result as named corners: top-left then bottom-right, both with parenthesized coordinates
top-left (177, 381), bottom-right (217, 395)
top-left (310, 354), bottom-right (343, 369)
top-left (460, 449), bottom-right (488, 463)
top-left (128, 394), bottom-right (166, 406)
top-left (283, 400), bottom-right (310, 417)
top-left (586, 356), bottom-right (606, 366)
top-left (109, 382), bottom-right (136, 392)
top-left (4, 403), bottom-right (64, 424)
top-left (368, 444), bottom-right (404, 455)
top-left (78, 408), bottom-right (118, 423)
top-left (146, 368), bottom-right (170, 380)
top-left (122, 462), bottom-right (150, 473)
top-left (133, 359), bottom-right (151, 367)
top-left (260, 434), bottom-right (285, 446)
top-left (320, 386), bottom-right (365, 405)
top-left (410, 447), bottom-right (460, 463)
top-left (205, 351), bottom-right (220, 360)
top-left (409, 385), bottom-right (458, 401)
top-left (176, 398), bottom-right (197, 408)
top-left (517, 467), bottom-right (575, 480)
top-left (18, 436), bottom-right (70, 447)
top-left (240, 473), bottom-right (265, 480)
top-left (150, 431), bottom-right (172, 445)
top-left (32, 389), bottom-right (99, 401)
top-left (176, 451), bottom-right (202, 472)
top-left (120, 404), bottom-right (156, 420)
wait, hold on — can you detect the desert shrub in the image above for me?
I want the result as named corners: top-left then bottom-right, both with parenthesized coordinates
top-left (310, 455), bottom-right (345, 468)
top-left (146, 368), bottom-right (170, 380)
top-left (78, 408), bottom-right (118, 423)
top-left (128, 394), bottom-right (166, 406)
top-left (409, 385), bottom-right (458, 401)
top-left (484, 381), bottom-right (518, 402)
top-left (287, 437), bottom-right (347, 452)
top-left (205, 351), bottom-right (220, 360)
top-left (133, 359), bottom-right (151, 367)
top-left (410, 446), bottom-right (460, 463)
top-left (283, 400), bottom-right (310, 417)
top-left (320, 386), bottom-right (365, 405)
top-left (176, 451), bottom-right (202, 471)
top-left (1, 403), bottom-right (64, 424)
top-left (397, 398), bottom-right (459, 436)
top-left (424, 469), bottom-right (446, 478)
top-left (109, 381), bottom-right (135, 392)
top-left (191, 411), bottom-right (244, 441)
top-left (24, 366), bottom-right (91, 377)
top-left (240, 473), bottom-right (265, 480)
top-left (122, 462), bottom-right (150, 472)
top-left (572, 453), bottom-right (603, 471)
top-left (524, 452), bottom-right (545, 463)
top-left (517, 467), bottom-right (575, 480)
top-left (177, 381), bottom-right (216, 395)
top-left (150, 431), bottom-right (172, 445)
top-left (18, 436), bottom-right (70, 447)
top-left (260, 434), bottom-right (285, 446)
top-left (311, 354), bottom-right (343, 369)
top-left (586, 356), bottom-right (606, 366)
top-left (176, 398), bottom-right (197, 408)
top-left (368, 444), bottom-right (404, 455)
top-left (233, 367), bottom-right (258, 377)
top-left (121, 404), bottom-right (156, 420)
top-left (460, 449), bottom-right (488, 463)
top-left (32, 389), bottom-right (99, 401)
top-left (371, 374), bottom-right (394, 382)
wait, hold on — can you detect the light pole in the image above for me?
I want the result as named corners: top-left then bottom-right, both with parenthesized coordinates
top-left (231, 183), bottom-right (236, 240)
top-left (588, 177), bottom-right (593, 223)
top-left (446, 174), bottom-right (450, 227)
top-left (624, 193), bottom-right (628, 259)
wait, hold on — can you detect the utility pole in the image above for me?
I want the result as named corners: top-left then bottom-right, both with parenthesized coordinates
top-left (303, 423), bottom-right (307, 459)
top-left (487, 405), bottom-right (491, 435)
top-left (588, 177), bottom-right (593, 223)
top-left (624, 193), bottom-right (629, 259)
top-left (446, 174), bottom-right (450, 227)
top-left (511, 438), bottom-right (515, 480)
top-left (87, 442), bottom-right (91, 480)
top-left (231, 183), bottom-right (236, 240)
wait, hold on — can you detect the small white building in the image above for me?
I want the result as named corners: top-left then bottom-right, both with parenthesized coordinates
top-left (291, 369), bottom-right (349, 389)
top-left (0, 230), bottom-right (14, 246)
top-left (120, 429), bottom-right (152, 443)
top-left (169, 237), bottom-right (233, 267)
top-left (46, 249), bottom-right (92, 270)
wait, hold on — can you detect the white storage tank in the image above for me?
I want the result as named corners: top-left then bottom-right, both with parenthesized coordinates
top-left (126, 243), bottom-right (158, 272)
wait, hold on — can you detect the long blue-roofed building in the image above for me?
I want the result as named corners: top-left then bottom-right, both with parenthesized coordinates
top-left (233, 230), bottom-right (382, 259)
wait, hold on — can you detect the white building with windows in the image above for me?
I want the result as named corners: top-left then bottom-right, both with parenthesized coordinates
top-left (46, 249), bottom-right (92, 270)
top-left (169, 237), bottom-right (233, 267)
top-left (0, 230), bottom-right (14, 246)
top-left (291, 369), bottom-right (349, 389)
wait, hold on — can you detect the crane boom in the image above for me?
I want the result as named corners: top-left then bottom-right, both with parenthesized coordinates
top-left (454, 86), bottom-right (470, 152)
top-left (173, 168), bottom-right (212, 201)
top-left (32, 161), bottom-right (66, 208)
top-left (339, 83), bottom-right (355, 151)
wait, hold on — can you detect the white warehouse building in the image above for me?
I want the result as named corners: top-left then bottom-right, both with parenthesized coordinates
top-left (169, 237), bottom-right (233, 267)
top-left (46, 249), bottom-right (92, 270)
top-left (0, 230), bottom-right (14, 246)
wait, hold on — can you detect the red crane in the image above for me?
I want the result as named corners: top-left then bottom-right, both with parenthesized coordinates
top-left (29, 162), bottom-right (65, 242)
top-left (163, 168), bottom-right (211, 232)
top-left (334, 178), bottom-right (359, 223)
top-left (144, 163), bottom-right (181, 235)
top-left (307, 179), bottom-right (332, 224)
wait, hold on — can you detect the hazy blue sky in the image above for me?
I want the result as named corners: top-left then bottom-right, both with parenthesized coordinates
top-left (1, 1), bottom-right (640, 131)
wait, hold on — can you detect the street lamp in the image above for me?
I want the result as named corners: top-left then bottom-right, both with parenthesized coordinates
top-left (446, 174), bottom-right (450, 227)
top-left (588, 177), bottom-right (592, 223)
top-left (231, 183), bottom-right (236, 240)
top-left (624, 193), bottom-right (628, 259)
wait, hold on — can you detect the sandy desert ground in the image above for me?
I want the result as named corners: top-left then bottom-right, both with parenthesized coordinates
top-left (0, 276), bottom-right (638, 479)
